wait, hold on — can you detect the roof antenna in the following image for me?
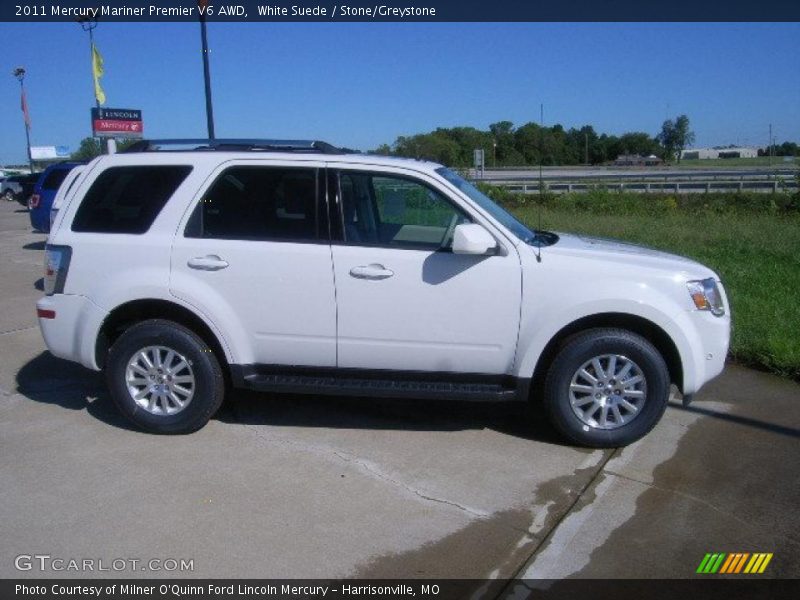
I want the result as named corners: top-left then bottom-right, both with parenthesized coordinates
top-left (535, 102), bottom-right (544, 263)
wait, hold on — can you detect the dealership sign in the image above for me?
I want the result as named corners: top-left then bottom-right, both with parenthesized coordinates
top-left (91, 107), bottom-right (143, 138)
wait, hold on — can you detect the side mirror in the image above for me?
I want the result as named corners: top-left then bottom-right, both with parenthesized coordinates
top-left (452, 223), bottom-right (497, 255)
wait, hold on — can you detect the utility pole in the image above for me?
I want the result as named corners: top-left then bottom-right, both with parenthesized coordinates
top-left (539, 103), bottom-right (544, 184)
top-left (584, 132), bottom-right (589, 166)
top-left (12, 67), bottom-right (33, 173)
top-left (198, 0), bottom-right (216, 139)
top-left (768, 124), bottom-right (773, 167)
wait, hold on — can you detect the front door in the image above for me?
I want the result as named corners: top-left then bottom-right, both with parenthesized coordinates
top-left (329, 167), bottom-right (521, 375)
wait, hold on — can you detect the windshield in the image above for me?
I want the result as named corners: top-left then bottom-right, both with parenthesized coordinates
top-left (435, 167), bottom-right (536, 243)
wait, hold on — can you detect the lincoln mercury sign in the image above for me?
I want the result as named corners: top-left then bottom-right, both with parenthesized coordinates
top-left (91, 107), bottom-right (143, 138)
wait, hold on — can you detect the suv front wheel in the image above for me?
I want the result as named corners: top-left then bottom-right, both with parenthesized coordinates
top-left (543, 328), bottom-right (670, 448)
top-left (106, 319), bottom-right (225, 434)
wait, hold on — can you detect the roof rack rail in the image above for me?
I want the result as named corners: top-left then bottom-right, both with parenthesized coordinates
top-left (121, 138), bottom-right (350, 154)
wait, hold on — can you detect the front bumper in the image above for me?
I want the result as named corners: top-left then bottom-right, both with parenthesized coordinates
top-left (688, 308), bottom-right (730, 393)
top-left (36, 294), bottom-right (107, 371)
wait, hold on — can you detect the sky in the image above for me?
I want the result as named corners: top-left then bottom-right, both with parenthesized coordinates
top-left (0, 22), bottom-right (798, 165)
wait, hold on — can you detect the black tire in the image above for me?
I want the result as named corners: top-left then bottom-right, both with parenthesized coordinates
top-left (543, 328), bottom-right (670, 448)
top-left (105, 319), bottom-right (225, 434)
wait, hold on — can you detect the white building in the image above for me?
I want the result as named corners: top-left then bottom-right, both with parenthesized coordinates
top-left (681, 147), bottom-right (759, 160)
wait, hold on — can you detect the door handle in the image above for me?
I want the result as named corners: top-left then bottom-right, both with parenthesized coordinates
top-left (349, 263), bottom-right (394, 280)
top-left (187, 255), bottom-right (229, 271)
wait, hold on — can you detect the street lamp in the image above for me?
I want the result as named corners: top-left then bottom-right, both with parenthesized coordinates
top-left (76, 14), bottom-right (115, 154)
top-left (76, 14), bottom-right (100, 110)
top-left (12, 67), bottom-right (34, 173)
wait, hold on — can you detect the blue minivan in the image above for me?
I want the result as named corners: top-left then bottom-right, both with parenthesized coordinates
top-left (29, 162), bottom-right (84, 232)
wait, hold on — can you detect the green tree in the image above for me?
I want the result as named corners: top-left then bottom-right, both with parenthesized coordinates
top-left (618, 131), bottom-right (661, 156)
top-left (489, 121), bottom-right (516, 166)
top-left (383, 117), bottom-right (709, 167)
top-left (564, 125), bottom-right (599, 165)
top-left (657, 115), bottom-right (695, 163)
top-left (445, 127), bottom-right (495, 166)
top-left (71, 137), bottom-right (139, 161)
top-left (513, 122), bottom-right (543, 165)
top-left (71, 137), bottom-right (103, 161)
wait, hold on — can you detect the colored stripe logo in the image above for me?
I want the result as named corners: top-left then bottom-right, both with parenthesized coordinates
top-left (697, 553), bottom-right (773, 574)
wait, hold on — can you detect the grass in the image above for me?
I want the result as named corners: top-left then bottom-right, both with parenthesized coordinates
top-left (484, 186), bottom-right (800, 380)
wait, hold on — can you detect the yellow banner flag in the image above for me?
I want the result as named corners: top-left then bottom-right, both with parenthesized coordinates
top-left (92, 43), bottom-right (106, 105)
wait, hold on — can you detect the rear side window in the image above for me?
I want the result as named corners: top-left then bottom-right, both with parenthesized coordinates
top-left (42, 168), bottom-right (70, 190)
top-left (185, 166), bottom-right (320, 241)
top-left (72, 166), bottom-right (192, 234)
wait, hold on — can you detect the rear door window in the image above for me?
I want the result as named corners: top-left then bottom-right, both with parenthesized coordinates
top-left (185, 166), bottom-right (322, 242)
top-left (72, 166), bottom-right (192, 234)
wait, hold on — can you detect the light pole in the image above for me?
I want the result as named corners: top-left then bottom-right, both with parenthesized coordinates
top-left (76, 15), bottom-right (112, 154)
top-left (77, 15), bottom-right (100, 110)
top-left (198, 0), bottom-right (216, 139)
top-left (13, 67), bottom-right (33, 173)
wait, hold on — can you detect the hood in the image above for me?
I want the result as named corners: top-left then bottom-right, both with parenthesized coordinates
top-left (541, 232), bottom-right (718, 280)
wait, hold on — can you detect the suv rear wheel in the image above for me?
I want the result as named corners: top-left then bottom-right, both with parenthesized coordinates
top-left (106, 319), bottom-right (225, 434)
top-left (543, 328), bottom-right (670, 448)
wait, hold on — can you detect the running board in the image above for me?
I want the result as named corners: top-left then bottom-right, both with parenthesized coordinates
top-left (236, 369), bottom-right (521, 402)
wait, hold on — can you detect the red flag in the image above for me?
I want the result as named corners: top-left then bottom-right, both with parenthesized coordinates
top-left (20, 88), bottom-right (31, 128)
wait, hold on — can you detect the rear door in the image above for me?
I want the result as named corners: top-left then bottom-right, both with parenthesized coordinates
top-left (170, 161), bottom-right (337, 368)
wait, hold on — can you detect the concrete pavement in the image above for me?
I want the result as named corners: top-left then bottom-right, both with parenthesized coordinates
top-left (0, 199), bottom-right (797, 590)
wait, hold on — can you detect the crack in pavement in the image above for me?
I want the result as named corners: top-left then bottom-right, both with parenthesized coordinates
top-left (238, 421), bottom-right (489, 519)
top-left (0, 325), bottom-right (37, 336)
top-left (332, 450), bottom-right (490, 519)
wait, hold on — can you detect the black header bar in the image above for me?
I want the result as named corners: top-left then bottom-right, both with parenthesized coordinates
top-left (3, 1), bottom-right (800, 22)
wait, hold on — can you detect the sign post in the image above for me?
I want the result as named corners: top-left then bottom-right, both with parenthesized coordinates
top-left (473, 148), bottom-right (485, 179)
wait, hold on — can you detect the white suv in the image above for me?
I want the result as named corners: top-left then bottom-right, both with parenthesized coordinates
top-left (37, 139), bottom-right (730, 447)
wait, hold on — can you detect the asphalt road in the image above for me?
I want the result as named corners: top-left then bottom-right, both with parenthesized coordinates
top-left (0, 199), bottom-right (797, 591)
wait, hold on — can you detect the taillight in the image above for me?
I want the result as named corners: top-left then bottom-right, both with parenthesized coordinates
top-left (44, 245), bottom-right (72, 295)
top-left (29, 193), bottom-right (40, 209)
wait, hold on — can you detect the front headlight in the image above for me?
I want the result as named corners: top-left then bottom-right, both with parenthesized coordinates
top-left (687, 278), bottom-right (725, 316)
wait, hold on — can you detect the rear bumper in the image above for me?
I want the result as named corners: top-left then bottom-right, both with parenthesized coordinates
top-left (30, 207), bottom-right (48, 232)
top-left (36, 294), bottom-right (107, 371)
